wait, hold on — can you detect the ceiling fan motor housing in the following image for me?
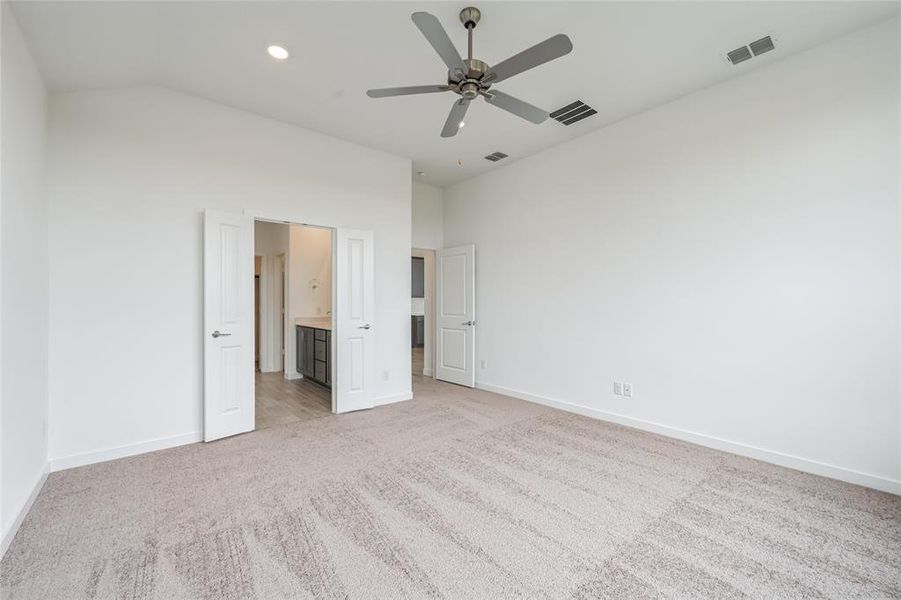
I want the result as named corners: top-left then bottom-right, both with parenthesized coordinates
top-left (449, 59), bottom-right (490, 99)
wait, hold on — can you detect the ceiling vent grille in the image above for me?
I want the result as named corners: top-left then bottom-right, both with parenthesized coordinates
top-left (749, 36), bottom-right (775, 56)
top-left (726, 35), bottom-right (775, 65)
top-left (484, 151), bottom-right (509, 162)
top-left (550, 100), bottom-right (597, 126)
top-left (726, 46), bottom-right (752, 65)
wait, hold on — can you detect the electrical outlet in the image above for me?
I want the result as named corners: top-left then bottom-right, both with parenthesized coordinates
top-left (613, 381), bottom-right (623, 395)
top-left (480, 360), bottom-right (487, 369)
top-left (382, 370), bottom-right (389, 381)
top-left (622, 383), bottom-right (633, 397)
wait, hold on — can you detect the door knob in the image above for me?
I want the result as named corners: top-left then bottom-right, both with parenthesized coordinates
top-left (211, 330), bottom-right (232, 338)
top-left (462, 320), bottom-right (475, 326)
top-left (358, 324), bottom-right (372, 330)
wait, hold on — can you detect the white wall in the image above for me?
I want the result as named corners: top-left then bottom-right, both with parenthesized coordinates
top-left (1, 5), bottom-right (49, 552)
top-left (288, 225), bottom-right (332, 320)
top-left (286, 224), bottom-right (332, 378)
top-left (47, 86), bottom-right (412, 467)
top-left (444, 19), bottom-right (900, 491)
top-left (412, 181), bottom-right (443, 250)
top-left (254, 220), bottom-right (288, 258)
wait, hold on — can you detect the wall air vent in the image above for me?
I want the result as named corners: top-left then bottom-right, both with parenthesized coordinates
top-left (550, 100), bottom-right (597, 126)
top-left (726, 35), bottom-right (776, 65)
top-left (484, 151), bottom-right (509, 162)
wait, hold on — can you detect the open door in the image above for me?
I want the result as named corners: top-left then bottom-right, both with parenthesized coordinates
top-left (436, 244), bottom-right (475, 387)
top-left (334, 228), bottom-right (376, 413)
top-left (203, 209), bottom-right (255, 441)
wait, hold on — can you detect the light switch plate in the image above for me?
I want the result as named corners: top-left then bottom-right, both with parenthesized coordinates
top-left (623, 383), bottom-right (633, 397)
top-left (613, 381), bottom-right (623, 395)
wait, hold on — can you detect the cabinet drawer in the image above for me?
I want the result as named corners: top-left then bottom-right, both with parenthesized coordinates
top-left (314, 339), bottom-right (327, 361)
top-left (314, 328), bottom-right (327, 341)
top-left (314, 360), bottom-right (327, 383)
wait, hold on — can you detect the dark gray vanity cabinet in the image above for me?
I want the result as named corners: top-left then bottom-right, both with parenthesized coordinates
top-left (411, 315), bottom-right (424, 347)
top-left (296, 325), bottom-right (331, 388)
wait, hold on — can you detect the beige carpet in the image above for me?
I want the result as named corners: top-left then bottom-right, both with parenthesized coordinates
top-left (2, 377), bottom-right (900, 599)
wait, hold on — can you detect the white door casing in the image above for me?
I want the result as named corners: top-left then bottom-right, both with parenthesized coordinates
top-left (436, 245), bottom-right (475, 387)
top-left (335, 228), bottom-right (376, 413)
top-left (203, 209), bottom-right (255, 441)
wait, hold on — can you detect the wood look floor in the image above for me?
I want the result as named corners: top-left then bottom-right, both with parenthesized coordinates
top-left (257, 350), bottom-right (424, 431)
top-left (412, 346), bottom-right (424, 376)
top-left (255, 371), bottom-right (331, 430)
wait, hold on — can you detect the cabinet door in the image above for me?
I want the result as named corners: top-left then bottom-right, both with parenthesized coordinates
top-left (303, 327), bottom-right (315, 376)
top-left (296, 327), bottom-right (304, 373)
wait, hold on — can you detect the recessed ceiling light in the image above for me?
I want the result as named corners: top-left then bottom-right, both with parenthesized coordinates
top-left (267, 45), bottom-right (289, 60)
top-left (458, 121), bottom-right (465, 128)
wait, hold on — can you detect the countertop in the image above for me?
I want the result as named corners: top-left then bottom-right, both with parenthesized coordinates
top-left (294, 317), bottom-right (332, 331)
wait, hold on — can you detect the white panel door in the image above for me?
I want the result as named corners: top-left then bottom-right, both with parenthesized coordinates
top-left (335, 228), bottom-right (375, 413)
top-left (436, 245), bottom-right (475, 387)
top-left (203, 209), bottom-right (255, 441)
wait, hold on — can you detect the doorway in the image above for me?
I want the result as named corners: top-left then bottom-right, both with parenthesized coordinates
top-left (411, 248), bottom-right (436, 380)
top-left (255, 220), bottom-right (333, 430)
top-left (203, 209), bottom-right (378, 442)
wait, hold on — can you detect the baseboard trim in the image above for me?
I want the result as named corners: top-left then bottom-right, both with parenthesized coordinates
top-left (49, 431), bottom-right (202, 472)
top-left (375, 391), bottom-right (413, 406)
top-left (422, 368), bottom-right (433, 377)
top-left (476, 382), bottom-right (901, 495)
top-left (1, 463), bottom-right (49, 559)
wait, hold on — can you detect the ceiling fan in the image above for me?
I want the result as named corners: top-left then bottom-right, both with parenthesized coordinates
top-left (366, 7), bottom-right (573, 138)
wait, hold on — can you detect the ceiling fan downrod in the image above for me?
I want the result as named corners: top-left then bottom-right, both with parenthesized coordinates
top-left (460, 6), bottom-right (480, 61)
top-left (455, 7), bottom-right (488, 100)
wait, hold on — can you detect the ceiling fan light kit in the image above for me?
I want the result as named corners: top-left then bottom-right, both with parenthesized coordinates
top-left (366, 6), bottom-right (573, 138)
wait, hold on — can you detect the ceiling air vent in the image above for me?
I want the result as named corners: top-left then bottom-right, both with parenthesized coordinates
top-left (726, 35), bottom-right (776, 65)
top-left (484, 151), bottom-right (509, 162)
top-left (726, 46), bottom-right (752, 65)
top-left (749, 36), bottom-right (775, 56)
top-left (550, 100), bottom-right (597, 126)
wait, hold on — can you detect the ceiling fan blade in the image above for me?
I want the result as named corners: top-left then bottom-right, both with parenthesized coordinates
top-left (483, 90), bottom-right (548, 124)
top-left (441, 98), bottom-right (470, 138)
top-left (367, 85), bottom-right (450, 98)
top-left (487, 34), bottom-right (573, 84)
top-left (412, 12), bottom-right (466, 72)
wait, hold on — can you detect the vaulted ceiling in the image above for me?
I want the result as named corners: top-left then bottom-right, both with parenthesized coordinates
top-left (11, 1), bottom-right (898, 186)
